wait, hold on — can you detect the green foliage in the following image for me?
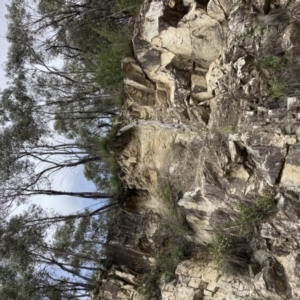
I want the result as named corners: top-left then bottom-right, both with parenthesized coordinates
top-left (160, 184), bottom-right (175, 209)
top-left (0, 206), bottom-right (89, 299)
top-left (139, 242), bottom-right (186, 299)
top-left (261, 53), bottom-right (292, 72)
top-left (53, 213), bottom-right (107, 268)
top-left (210, 192), bottom-right (276, 272)
top-left (139, 184), bottom-right (188, 299)
top-left (114, 0), bottom-right (143, 15)
top-left (262, 56), bottom-right (285, 70)
top-left (86, 128), bottom-right (121, 193)
top-left (112, 92), bottom-right (124, 109)
top-left (234, 191), bottom-right (276, 236)
top-left (209, 233), bottom-right (232, 269)
top-left (221, 125), bottom-right (235, 135)
top-left (159, 184), bottom-right (186, 236)
top-left (3, 0), bottom-right (139, 201)
top-left (88, 26), bottom-right (133, 92)
top-left (253, 24), bottom-right (263, 36)
top-left (268, 79), bottom-right (285, 98)
top-left (259, 54), bottom-right (293, 98)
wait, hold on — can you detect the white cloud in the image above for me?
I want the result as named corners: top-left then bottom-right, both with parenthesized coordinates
top-left (0, 3), bottom-right (103, 217)
top-left (30, 164), bottom-right (103, 216)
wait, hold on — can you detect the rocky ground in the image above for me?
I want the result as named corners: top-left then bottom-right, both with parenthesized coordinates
top-left (91, 0), bottom-right (300, 299)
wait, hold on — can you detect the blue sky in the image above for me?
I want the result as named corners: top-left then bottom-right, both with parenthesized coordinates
top-left (0, 1), bottom-right (103, 216)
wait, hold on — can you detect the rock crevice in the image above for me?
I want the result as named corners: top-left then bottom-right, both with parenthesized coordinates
top-left (93, 0), bottom-right (300, 299)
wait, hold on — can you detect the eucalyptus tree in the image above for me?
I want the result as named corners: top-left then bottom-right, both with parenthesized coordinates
top-left (4, 0), bottom-right (122, 140)
top-left (0, 1), bottom-right (133, 297)
top-left (0, 204), bottom-right (111, 299)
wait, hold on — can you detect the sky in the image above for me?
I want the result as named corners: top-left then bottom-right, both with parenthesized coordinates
top-left (0, 1), bottom-right (105, 217)
top-left (0, 1), bottom-right (9, 90)
top-left (0, 3), bottom-right (108, 295)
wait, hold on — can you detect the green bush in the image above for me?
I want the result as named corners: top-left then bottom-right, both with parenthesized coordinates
top-left (261, 56), bottom-right (287, 71)
top-left (160, 184), bottom-right (175, 210)
top-left (89, 26), bottom-right (132, 93)
top-left (138, 184), bottom-right (189, 299)
top-left (210, 232), bottom-right (252, 274)
top-left (94, 130), bottom-right (121, 193)
top-left (234, 191), bottom-right (276, 236)
top-left (210, 192), bottom-right (276, 272)
top-left (139, 242), bottom-right (186, 299)
top-left (269, 79), bottom-right (286, 99)
top-left (210, 233), bottom-right (232, 269)
top-left (83, 128), bottom-right (121, 193)
top-left (253, 23), bottom-right (263, 37)
top-left (114, 0), bottom-right (143, 15)
top-left (259, 53), bottom-right (299, 99)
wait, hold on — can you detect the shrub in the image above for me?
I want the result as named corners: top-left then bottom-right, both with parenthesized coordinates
top-left (138, 184), bottom-right (189, 299)
top-left (89, 26), bottom-right (133, 93)
top-left (262, 56), bottom-right (285, 71)
top-left (160, 184), bottom-right (174, 207)
top-left (234, 191), bottom-right (276, 236)
top-left (210, 233), bottom-right (251, 274)
top-left (139, 242), bottom-right (186, 299)
top-left (95, 131), bottom-right (121, 193)
top-left (210, 233), bottom-right (232, 269)
top-left (210, 191), bottom-right (276, 272)
top-left (252, 23), bottom-right (263, 37)
top-left (114, 0), bottom-right (143, 15)
top-left (259, 52), bottom-right (300, 99)
top-left (269, 79), bottom-right (286, 98)
top-left (83, 128), bottom-right (121, 193)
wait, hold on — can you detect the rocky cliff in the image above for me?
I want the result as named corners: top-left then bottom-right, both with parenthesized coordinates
top-left (91, 0), bottom-right (300, 299)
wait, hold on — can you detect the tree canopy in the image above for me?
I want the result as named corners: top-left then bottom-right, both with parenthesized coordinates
top-left (0, 0), bottom-right (137, 297)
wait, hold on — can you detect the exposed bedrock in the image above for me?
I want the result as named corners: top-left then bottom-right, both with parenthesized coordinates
top-left (93, 0), bottom-right (300, 299)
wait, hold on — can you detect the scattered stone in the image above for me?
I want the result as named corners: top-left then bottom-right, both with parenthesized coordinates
top-left (206, 282), bottom-right (217, 292)
top-left (188, 277), bottom-right (201, 288)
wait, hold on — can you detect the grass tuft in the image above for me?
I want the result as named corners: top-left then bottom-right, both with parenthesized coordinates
top-left (210, 191), bottom-right (276, 272)
top-left (210, 233), bottom-right (232, 269)
top-left (233, 191), bottom-right (276, 236)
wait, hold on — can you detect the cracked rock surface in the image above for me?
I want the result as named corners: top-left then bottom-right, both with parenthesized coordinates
top-left (91, 0), bottom-right (300, 299)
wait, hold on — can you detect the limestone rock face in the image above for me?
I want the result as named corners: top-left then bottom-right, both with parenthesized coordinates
top-left (90, 268), bottom-right (143, 300)
top-left (281, 144), bottom-right (300, 189)
top-left (133, 0), bottom-right (224, 106)
top-left (93, 0), bottom-right (300, 299)
top-left (159, 10), bottom-right (223, 68)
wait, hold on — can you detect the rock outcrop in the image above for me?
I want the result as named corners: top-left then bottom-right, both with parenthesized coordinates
top-left (92, 0), bottom-right (300, 299)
